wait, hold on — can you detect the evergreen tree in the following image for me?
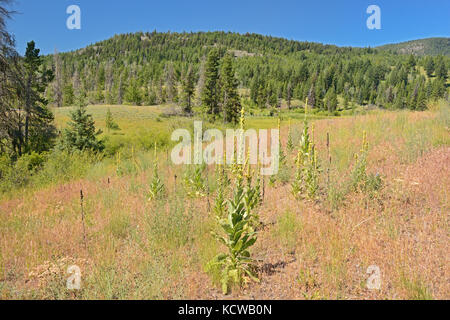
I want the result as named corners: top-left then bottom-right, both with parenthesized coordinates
top-left (195, 56), bottom-right (206, 107)
top-left (432, 78), bottom-right (446, 99)
top-left (105, 108), bottom-right (120, 132)
top-left (202, 49), bottom-right (220, 118)
top-left (181, 66), bottom-right (195, 114)
top-left (125, 78), bottom-right (142, 105)
top-left (17, 41), bottom-right (56, 155)
top-left (406, 54), bottom-right (416, 69)
top-left (435, 58), bottom-right (448, 80)
top-left (146, 84), bottom-right (158, 106)
top-left (220, 54), bottom-right (241, 124)
top-left (424, 57), bottom-right (435, 77)
top-left (164, 63), bottom-right (177, 103)
top-left (60, 94), bottom-right (104, 152)
top-left (63, 83), bottom-right (75, 106)
top-left (325, 87), bottom-right (338, 113)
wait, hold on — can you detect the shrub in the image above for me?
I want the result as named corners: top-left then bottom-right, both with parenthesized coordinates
top-left (0, 152), bottom-right (46, 193)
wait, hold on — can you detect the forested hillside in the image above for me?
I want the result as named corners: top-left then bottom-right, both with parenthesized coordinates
top-left (377, 37), bottom-right (450, 56)
top-left (44, 31), bottom-right (449, 113)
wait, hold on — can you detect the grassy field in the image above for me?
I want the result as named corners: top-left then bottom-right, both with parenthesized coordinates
top-left (0, 101), bottom-right (449, 299)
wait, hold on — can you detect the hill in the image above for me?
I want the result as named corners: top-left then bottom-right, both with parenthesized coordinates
top-left (43, 31), bottom-right (449, 112)
top-left (377, 37), bottom-right (450, 56)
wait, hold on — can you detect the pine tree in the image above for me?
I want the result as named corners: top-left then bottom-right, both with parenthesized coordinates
top-left (105, 108), bottom-right (120, 132)
top-left (202, 49), bottom-right (220, 118)
top-left (424, 57), bottom-right (435, 77)
top-left (60, 94), bottom-right (104, 152)
top-left (146, 84), bottom-right (158, 106)
top-left (406, 54), bottom-right (416, 69)
top-left (435, 58), bottom-right (448, 80)
top-left (195, 56), bottom-right (206, 107)
top-left (125, 78), bottom-right (142, 105)
top-left (325, 87), bottom-right (338, 113)
top-left (20, 41), bottom-right (56, 155)
top-left (432, 78), bottom-right (446, 99)
top-left (63, 83), bottom-right (75, 106)
top-left (181, 66), bottom-right (195, 114)
top-left (164, 62), bottom-right (177, 103)
top-left (220, 54), bottom-right (241, 124)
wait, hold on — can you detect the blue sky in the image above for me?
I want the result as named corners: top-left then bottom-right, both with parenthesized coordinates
top-left (6, 0), bottom-right (450, 55)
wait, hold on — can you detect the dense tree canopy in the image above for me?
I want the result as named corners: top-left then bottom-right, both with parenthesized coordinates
top-left (41, 31), bottom-right (448, 114)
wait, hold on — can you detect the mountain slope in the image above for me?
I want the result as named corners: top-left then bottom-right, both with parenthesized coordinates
top-left (42, 31), bottom-right (449, 111)
top-left (377, 38), bottom-right (450, 56)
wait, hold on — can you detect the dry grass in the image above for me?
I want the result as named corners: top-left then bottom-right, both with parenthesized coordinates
top-left (0, 106), bottom-right (449, 300)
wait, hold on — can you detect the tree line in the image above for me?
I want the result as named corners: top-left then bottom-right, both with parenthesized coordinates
top-left (43, 31), bottom-right (449, 116)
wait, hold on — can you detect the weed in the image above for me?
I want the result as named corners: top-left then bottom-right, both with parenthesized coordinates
top-left (148, 144), bottom-right (166, 201)
top-left (207, 107), bottom-right (260, 294)
top-left (292, 99), bottom-right (322, 200)
top-left (183, 164), bottom-right (207, 198)
top-left (350, 131), bottom-right (383, 195)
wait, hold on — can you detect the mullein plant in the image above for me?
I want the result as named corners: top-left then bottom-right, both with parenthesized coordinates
top-left (183, 129), bottom-right (207, 198)
top-left (183, 163), bottom-right (207, 198)
top-left (269, 117), bottom-right (287, 186)
top-left (131, 146), bottom-right (142, 174)
top-left (254, 160), bottom-right (262, 206)
top-left (278, 117), bottom-right (287, 166)
top-left (213, 159), bottom-right (229, 217)
top-left (243, 155), bottom-right (262, 226)
top-left (304, 124), bottom-right (321, 199)
top-left (292, 98), bottom-right (322, 200)
top-left (207, 107), bottom-right (260, 294)
top-left (115, 151), bottom-right (123, 176)
top-left (350, 131), bottom-right (382, 194)
top-left (148, 143), bottom-right (166, 201)
top-left (286, 118), bottom-right (294, 152)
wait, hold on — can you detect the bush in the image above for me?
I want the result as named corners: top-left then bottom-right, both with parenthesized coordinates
top-left (0, 152), bottom-right (47, 193)
top-left (0, 158), bottom-right (29, 192)
top-left (35, 149), bottom-right (100, 185)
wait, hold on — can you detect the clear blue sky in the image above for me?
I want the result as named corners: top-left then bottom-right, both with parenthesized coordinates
top-left (6, 0), bottom-right (450, 55)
